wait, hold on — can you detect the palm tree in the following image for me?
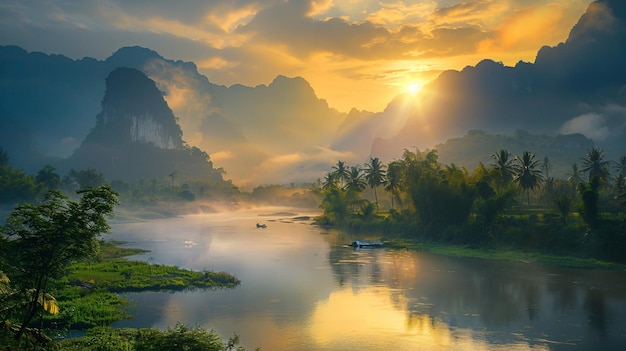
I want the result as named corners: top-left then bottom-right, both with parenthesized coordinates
top-left (542, 156), bottom-right (551, 180)
top-left (580, 148), bottom-right (610, 181)
top-left (169, 172), bottom-right (176, 188)
top-left (566, 163), bottom-right (583, 185)
top-left (384, 161), bottom-right (402, 210)
top-left (491, 149), bottom-right (514, 188)
top-left (364, 157), bottom-right (386, 211)
top-left (35, 165), bottom-right (61, 190)
top-left (344, 166), bottom-right (366, 192)
top-left (512, 151), bottom-right (544, 207)
top-left (344, 166), bottom-right (367, 212)
top-left (321, 172), bottom-right (337, 190)
top-left (615, 155), bottom-right (626, 177)
top-left (332, 160), bottom-right (349, 189)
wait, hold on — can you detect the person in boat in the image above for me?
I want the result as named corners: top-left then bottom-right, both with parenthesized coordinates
top-left (256, 223), bottom-right (267, 228)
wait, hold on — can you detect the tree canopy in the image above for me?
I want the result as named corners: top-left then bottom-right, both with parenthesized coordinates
top-left (0, 185), bottom-right (118, 341)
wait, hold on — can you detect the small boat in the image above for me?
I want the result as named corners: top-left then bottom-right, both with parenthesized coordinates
top-left (256, 223), bottom-right (267, 228)
top-left (351, 240), bottom-right (383, 248)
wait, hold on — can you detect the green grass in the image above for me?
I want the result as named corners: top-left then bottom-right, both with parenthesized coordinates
top-left (383, 239), bottom-right (626, 270)
top-left (44, 240), bottom-right (241, 330)
top-left (65, 259), bottom-right (239, 291)
top-left (97, 240), bottom-right (149, 260)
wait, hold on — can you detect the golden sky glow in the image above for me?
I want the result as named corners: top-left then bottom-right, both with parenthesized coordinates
top-left (0, 0), bottom-right (592, 112)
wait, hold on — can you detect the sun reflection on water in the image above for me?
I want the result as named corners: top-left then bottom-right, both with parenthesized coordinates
top-left (308, 285), bottom-right (551, 351)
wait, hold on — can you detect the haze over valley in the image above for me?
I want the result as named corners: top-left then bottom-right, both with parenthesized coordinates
top-left (3, 2), bottom-right (626, 350)
top-left (1, 0), bottom-right (625, 186)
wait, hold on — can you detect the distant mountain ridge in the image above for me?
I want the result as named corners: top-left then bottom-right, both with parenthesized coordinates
top-left (1, 0), bottom-right (625, 184)
top-left (0, 45), bottom-right (349, 183)
top-left (65, 67), bottom-right (224, 182)
top-left (368, 0), bottom-right (626, 162)
top-left (436, 130), bottom-right (595, 178)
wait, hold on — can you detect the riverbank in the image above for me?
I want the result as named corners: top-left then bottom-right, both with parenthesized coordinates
top-left (383, 238), bottom-right (626, 270)
top-left (52, 241), bottom-right (240, 330)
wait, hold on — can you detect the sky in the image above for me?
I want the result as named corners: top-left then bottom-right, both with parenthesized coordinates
top-left (0, 0), bottom-right (593, 112)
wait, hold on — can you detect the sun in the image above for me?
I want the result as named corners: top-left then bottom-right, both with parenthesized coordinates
top-left (406, 81), bottom-right (423, 95)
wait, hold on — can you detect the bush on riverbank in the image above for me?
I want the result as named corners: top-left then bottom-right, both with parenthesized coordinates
top-left (58, 324), bottom-right (254, 351)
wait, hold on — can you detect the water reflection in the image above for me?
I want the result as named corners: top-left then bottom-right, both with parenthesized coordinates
top-left (326, 242), bottom-right (626, 350)
top-left (108, 210), bottom-right (626, 350)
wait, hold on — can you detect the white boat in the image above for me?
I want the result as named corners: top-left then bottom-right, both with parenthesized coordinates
top-left (351, 240), bottom-right (383, 248)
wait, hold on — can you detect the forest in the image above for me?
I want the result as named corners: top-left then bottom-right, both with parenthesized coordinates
top-left (315, 147), bottom-right (626, 263)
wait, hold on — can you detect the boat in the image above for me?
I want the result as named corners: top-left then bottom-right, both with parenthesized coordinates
top-left (351, 240), bottom-right (383, 248)
top-left (256, 223), bottom-right (267, 228)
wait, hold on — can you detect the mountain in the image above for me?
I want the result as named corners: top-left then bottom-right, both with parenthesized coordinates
top-left (0, 45), bottom-right (351, 184)
top-left (435, 130), bottom-right (595, 178)
top-left (1, 0), bottom-right (626, 184)
top-left (367, 0), bottom-right (626, 162)
top-left (64, 68), bottom-right (224, 182)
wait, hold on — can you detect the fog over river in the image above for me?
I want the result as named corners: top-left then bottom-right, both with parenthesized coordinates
top-left (107, 207), bottom-right (626, 350)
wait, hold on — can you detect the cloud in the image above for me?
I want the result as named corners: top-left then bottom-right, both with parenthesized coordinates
top-left (252, 146), bottom-right (361, 185)
top-left (366, 2), bottom-right (435, 27)
top-left (0, 0), bottom-right (594, 112)
top-left (558, 113), bottom-right (610, 141)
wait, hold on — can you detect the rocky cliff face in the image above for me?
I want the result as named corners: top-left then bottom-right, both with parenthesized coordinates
top-left (64, 68), bottom-right (221, 181)
top-left (87, 67), bottom-right (183, 149)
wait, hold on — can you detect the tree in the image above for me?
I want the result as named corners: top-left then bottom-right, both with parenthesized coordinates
top-left (69, 168), bottom-right (106, 189)
top-left (321, 172), bottom-right (337, 190)
top-left (344, 166), bottom-right (366, 212)
top-left (580, 148), bottom-right (610, 182)
top-left (169, 171), bottom-right (176, 188)
top-left (364, 157), bottom-right (386, 211)
top-left (578, 178), bottom-right (600, 230)
top-left (384, 161), bottom-right (402, 210)
top-left (35, 165), bottom-right (61, 190)
top-left (0, 185), bottom-right (118, 341)
top-left (331, 161), bottom-right (349, 189)
top-left (566, 163), bottom-right (583, 186)
top-left (0, 165), bottom-right (39, 204)
top-left (542, 156), bottom-right (551, 180)
top-left (615, 155), bottom-right (626, 178)
top-left (319, 188), bottom-right (348, 224)
top-left (512, 151), bottom-right (544, 207)
top-left (491, 149), bottom-right (514, 188)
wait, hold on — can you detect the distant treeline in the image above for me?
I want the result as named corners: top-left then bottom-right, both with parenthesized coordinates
top-left (315, 147), bottom-right (626, 263)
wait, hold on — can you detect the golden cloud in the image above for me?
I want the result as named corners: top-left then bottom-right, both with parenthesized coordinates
top-left (205, 3), bottom-right (260, 33)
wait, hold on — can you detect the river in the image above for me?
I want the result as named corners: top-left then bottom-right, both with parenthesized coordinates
top-left (107, 207), bottom-right (626, 350)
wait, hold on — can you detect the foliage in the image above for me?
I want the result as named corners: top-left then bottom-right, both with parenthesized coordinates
top-left (491, 149), bottom-right (514, 188)
top-left (35, 165), bottom-right (61, 191)
top-left (319, 188), bottom-right (348, 224)
top-left (580, 148), bottom-right (611, 182)
top-left (58, 324), bottom-right (255, 351)
top-left (69, 168), bottom-right (107, 189)
top-left (57, 291), bottom-right (128, 329)
top-left (315, 149), bottom-right (626, 263)
top-left (577, 177), bottom-right (600, 230)
top-left (0, 165), bottom-right (40, 204)
top-left (364, 157), bottom-right (386, 210)
top-left (65, 259), bottom-right (240, 292)
top-left (0, 185), bottom-right (118, 341)
top-left (512, 151), bottom-right (544, 207)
